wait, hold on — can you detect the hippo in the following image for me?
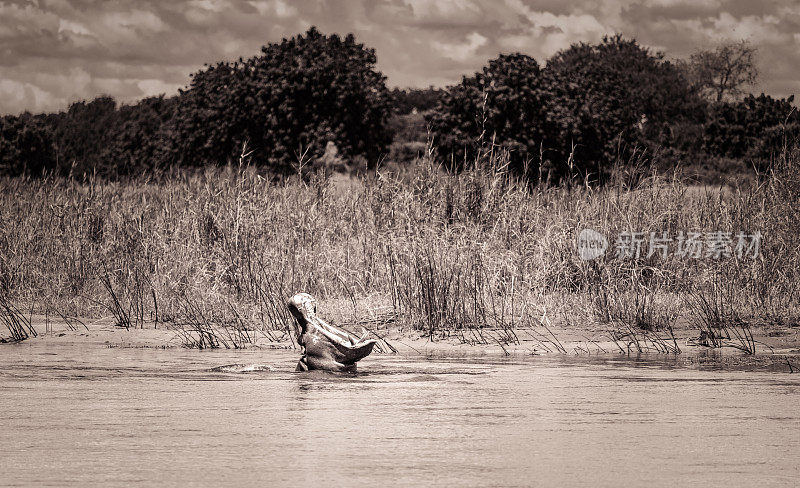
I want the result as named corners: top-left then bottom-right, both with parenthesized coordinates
top-left (287, 293), bottom-right (377, 372)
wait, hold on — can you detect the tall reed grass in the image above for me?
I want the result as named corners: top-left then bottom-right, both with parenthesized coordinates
top-left (0, 146), bottom-right (797, 349)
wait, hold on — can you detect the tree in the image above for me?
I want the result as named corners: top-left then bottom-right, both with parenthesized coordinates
top-left (683, 40), bottom-right (758, 102)
top-left (162, 27), bottom-right (391, 171)
top-left (704, 93), bottom-right (800, 163)
top-left (45, 96), bottom-right (121, 174)
top-left (0, 113), bottom-right (56, 175)
top-left (101, 95), bottom-right (177, 174)
top-left (540, 35), bottom-right (704, 180)
top-left (428, 53), bottom-right (546, 175)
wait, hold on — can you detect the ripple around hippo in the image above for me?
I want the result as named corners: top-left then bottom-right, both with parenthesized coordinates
top-left (210, 364), bottom-right (274, 373)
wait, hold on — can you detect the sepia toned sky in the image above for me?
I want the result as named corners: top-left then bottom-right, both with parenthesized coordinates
top-left (2, 0), bottom-right (799, 114)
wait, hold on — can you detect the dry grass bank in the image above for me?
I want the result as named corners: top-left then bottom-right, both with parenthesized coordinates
top-left (1, 149), bottom-right (799, 352)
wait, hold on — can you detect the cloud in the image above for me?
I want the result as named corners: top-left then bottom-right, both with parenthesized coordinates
top-left (1, 0), bottom-right (799, 115)
top-left (433, 32), bottom-right (488, 61)
top-left (499, 1), bottom-right (613, 59)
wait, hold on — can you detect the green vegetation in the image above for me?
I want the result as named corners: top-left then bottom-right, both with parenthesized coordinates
top-left (1, 146), bottom-right (798, 348)
top-left (165, 27), bottom-right (390, 172)
top-left (1, 28), bottom-right (391, 177)
top-left (1, 30), bottom-right (797, 183)
top-left (429, 52), bottom-right (545, 175)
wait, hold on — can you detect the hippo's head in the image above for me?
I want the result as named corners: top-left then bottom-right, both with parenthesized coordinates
top-left (287, 293), bottom-right (377, 372)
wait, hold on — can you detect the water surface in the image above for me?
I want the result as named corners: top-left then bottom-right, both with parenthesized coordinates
top-left (1, 343), bottom-right (798, 487)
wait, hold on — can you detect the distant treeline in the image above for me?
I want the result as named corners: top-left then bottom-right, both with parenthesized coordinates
top-left (1, 28), bottom-right (798, 181)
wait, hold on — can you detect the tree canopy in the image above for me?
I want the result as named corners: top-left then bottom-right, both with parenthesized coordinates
top-left (0, 113), bottom-right (55, 175)
top-left (428, 53), bottom-right (545, 174)
top-left (0, 30), bottom-right (793, 182)
top-left (540, 35), bottom-right (705, 179)
top-left (429, 35), bottom-right (706, 181)
top-left (162, 27), bottom-right (391, 171)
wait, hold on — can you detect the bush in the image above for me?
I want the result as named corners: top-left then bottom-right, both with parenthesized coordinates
top-left (161, 27), bottom-right (392, 172)
top-left (540, 35), bottom-right (705, 180)
top-left (428, 36), bottom-right (704, 182)
top-left (44, 96), bottom-right (120, 174)
top-left (387, 111), bottom-right (429, 144)
top-left (0, 113), bottom-right (56, 175)
top-left (21, 95), bottom-right (177, 177)
top-left (389, 87), bottom-right (445, 115)
top-left (101, 96), bottom-right (177, 175)
top-left (704, 94), bottom-right (800, 165)
top-left (428, 53), bottom-right (545, 175)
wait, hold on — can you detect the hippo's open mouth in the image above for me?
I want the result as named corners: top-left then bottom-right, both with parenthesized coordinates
top-left (287, 293), bottom-right (377, 372)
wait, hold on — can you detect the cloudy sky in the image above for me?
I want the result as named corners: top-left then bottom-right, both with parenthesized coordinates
top-left (1, 0), bottom-right (799, 115)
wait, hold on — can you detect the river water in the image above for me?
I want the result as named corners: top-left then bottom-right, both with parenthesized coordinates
top-left (1, 343), bottom-right (798, 487)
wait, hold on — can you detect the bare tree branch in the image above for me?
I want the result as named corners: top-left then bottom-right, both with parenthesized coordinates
top-left (682, 40), bottom-right (758, 102)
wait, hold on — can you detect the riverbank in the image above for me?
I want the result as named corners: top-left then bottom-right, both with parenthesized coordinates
top-left (14, 312), bottom-right (800, 372)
